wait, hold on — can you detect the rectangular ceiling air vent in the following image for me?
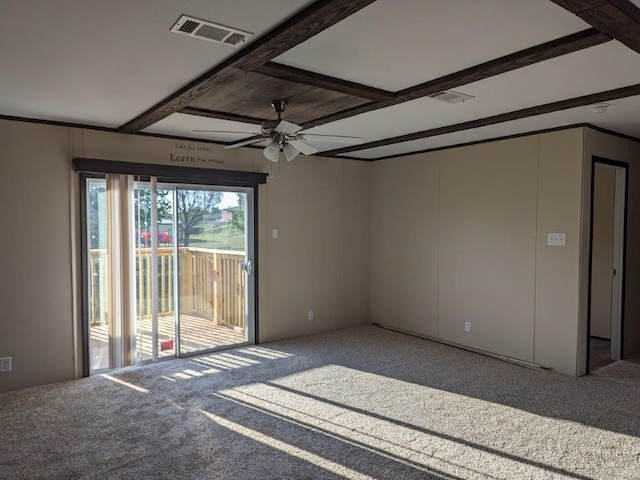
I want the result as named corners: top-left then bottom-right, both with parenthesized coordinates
top-left (170, 15), bottom-right (253, 48)
top-left (428, 90), bottom-right (475, 104)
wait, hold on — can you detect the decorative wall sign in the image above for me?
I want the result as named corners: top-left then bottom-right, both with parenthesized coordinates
top-left (169, 142), bottom-right (224, 165)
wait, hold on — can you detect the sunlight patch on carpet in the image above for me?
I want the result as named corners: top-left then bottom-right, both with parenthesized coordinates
top-left (200, 409), bottom-right (378, 480)
top-left (101, 374), bottom-right (149, 394)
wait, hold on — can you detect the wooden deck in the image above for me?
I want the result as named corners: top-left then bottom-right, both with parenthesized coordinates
top-left (90, 314), bottom-right (246, 371)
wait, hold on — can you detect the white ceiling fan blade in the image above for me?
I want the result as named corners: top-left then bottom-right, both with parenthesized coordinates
top-left (192, 130), bottom-right (257, 134)
top-left (275, 120), bottom-right (303, 135)
top-left (298, 133), bottom-right (364, 144)
top-left (282, 143), bottom-right (300, 162)
top-left (224, 135), bottom-right (267, 149)
top-left (289, 139), bottom-right (319, 156)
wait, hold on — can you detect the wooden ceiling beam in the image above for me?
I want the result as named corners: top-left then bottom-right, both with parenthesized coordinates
top-left (118, 0), bottom-right (377, 133)
top-left (253, 62), bottom-right (395, 102)
top-left (323, 83), bottom-right (640, 156)
top-left (301, 28), bottom-right (611, 129)
top-left (550, 0), bottom-right (640, 53)
top-left (394, 28), bottom-right (610, 101)
top-left (549, 1), bottom-right (607, 13)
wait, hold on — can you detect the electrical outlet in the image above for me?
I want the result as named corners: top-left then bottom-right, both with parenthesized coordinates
top-left (0, 357), bottom-right (11, 373)
top-left (307, 310), bottom-right (314, 321)
top-left (464, 322), bottom-right (471, 333)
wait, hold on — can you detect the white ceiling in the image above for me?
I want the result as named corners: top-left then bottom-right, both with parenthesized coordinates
top-left (0, 0), bottom-right (312, 126)
top-left (275, 0), bottom-right (587, 90)
top-left (2, 0), bottom-right (640, 160)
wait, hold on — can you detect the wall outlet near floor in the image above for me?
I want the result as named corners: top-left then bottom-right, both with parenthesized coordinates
top-left (0, 357), bottom-right (11, 373)
top-left (307, 310), bottom-right (314, 321)
top-left (464, 322), bottom-right (471, 333)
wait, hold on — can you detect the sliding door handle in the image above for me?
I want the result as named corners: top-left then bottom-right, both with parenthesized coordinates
top-left (242, 260), bottom-right (253, 275)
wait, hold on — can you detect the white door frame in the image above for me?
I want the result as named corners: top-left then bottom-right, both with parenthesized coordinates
top-left (609, 164), bottom-right (626, 360)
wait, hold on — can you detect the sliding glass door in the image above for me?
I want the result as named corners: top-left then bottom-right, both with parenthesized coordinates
top-left (175, 187), bottom-right (252, 356)
top-left (83, 175), bottom-right (255, 374)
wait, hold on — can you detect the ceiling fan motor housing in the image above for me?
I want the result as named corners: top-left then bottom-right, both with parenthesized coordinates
top-left (271, 99), bottom-right (287, 115)
top-left (261, 119), bottom-right (279, 133)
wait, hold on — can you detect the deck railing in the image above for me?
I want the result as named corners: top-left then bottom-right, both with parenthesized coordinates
top-left (89, 247), bottom-right (246, 329)
top-left (179, 247), bottom-right (246, 328)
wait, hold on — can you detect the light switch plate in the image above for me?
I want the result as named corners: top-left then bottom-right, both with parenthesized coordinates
top-left (0, 357), bottom-right (11, 373)
top-left (547, 233), bottom-right (566, 246)
top-left (272, 229), bottom-right (278, 239)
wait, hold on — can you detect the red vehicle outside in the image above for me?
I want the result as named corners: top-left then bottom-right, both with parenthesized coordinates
top-left (138, 231), bottom-right (172, 245)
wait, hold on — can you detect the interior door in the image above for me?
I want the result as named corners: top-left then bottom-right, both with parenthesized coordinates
top-left (590, 165), bottom-right (615, 341)
top-left (588, 160), bottom-right (627, 372)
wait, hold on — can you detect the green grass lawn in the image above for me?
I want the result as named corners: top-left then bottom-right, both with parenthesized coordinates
top-left (186, 223), bottom-right (245, 251)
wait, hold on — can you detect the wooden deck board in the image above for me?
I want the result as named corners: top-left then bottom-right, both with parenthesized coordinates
top-left (90, 314), bottom-right (246, 371)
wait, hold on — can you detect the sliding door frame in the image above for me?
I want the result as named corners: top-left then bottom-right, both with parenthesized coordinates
top-left (79, 173), bottom-right (99, 377)
top-left (75, 159), bottom-right (267, 376)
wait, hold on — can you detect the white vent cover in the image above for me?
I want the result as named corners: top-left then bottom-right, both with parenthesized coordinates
top-left (428, 90), bottom-right (475, 104)
top-left (170, 15), bottom-right (253, 47)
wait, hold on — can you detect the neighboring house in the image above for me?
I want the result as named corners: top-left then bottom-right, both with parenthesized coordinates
top-left (220, 210), bottom-right (233, 223)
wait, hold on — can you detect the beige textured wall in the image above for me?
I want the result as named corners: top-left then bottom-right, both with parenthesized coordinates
top-left (581, 129), bottom-right (640, 374)
top-left (370, 129), bottom-right (585, 375)
top-left (259, 156), bottom-right (370, 342)
top-left (590, 166), bottom-right (615, 339)
top-left (438, 138), bottom-right (538, 362)
top-left (534, 129), bottom-right (584, 374)
top-left (0, 121), bottom-right (76, 392)
top-left (369, 153), bottom-right (439, 337)
top-left (0, 119), bottom-right (370, 393)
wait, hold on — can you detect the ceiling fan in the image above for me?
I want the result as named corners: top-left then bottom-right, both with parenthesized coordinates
top-left (193, 100), bottom-right (364, 162)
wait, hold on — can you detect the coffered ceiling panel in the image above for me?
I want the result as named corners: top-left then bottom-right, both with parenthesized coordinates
top-left (284, 41), bottom-right (640, 141)
top-left (185, 70), bottom-right (369, 124)
top-left (148, 39), bottom-right (640, 146)
top-left (274, 0), bottom-right (588, 90)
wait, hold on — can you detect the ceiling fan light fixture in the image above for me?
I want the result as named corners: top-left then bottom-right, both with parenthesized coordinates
top-left (283, 143), bottom-right (300, 162)
top-left (263, 140), bottom-right (280, 162)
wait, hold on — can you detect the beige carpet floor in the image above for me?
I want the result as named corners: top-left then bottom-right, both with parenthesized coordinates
top-left (1, 325), bottom-right (640, 479)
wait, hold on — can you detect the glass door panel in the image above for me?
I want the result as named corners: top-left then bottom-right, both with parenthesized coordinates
top-left (87, 178), bottom-right (110, 372)
top-left (176, 188), bottom-right (251, 355)
top-left (131, 182), bottom-right (176, 364)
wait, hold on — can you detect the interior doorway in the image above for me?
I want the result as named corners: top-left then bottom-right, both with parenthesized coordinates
top-left (82, 174), bottom-right (255, 374)
top-left (588, 158), bottom-right (627, 373)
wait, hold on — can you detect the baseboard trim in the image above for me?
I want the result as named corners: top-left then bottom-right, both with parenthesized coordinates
top-left (371, 323), bottom-right (552, 371)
